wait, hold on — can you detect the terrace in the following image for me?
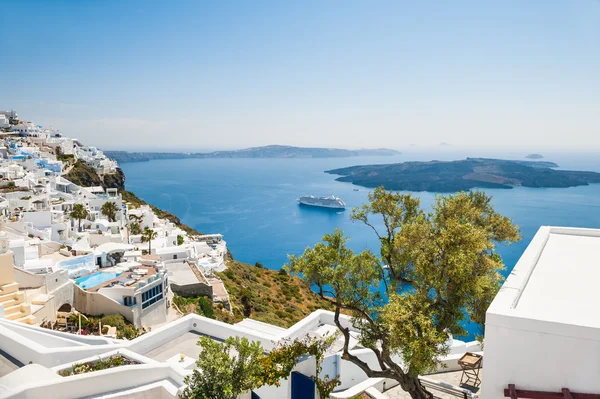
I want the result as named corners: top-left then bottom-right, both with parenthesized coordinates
top-left (82, 266), bottom-right (158, 292)
top-left (144, 331), bottom-right (203, 369)
top-left (384, 370), bottom-right (482, 399)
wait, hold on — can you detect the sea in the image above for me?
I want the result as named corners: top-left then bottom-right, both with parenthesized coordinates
top-left (121, 150), bottom-right (600, 340)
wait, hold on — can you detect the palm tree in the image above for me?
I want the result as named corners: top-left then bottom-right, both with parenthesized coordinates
top-left (71, 204), bottom-right (88, 232)
top-left (141, 227), bottom-right (158, 254)
top-left (101, 201), bottom-right (118, 222)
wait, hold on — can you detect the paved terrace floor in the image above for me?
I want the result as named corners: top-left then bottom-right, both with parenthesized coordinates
top-left (166, 262), bottom-right (200, 285)
top-left (144, 331), bottom-right (205, 370)
top-left (384, 370), bottom-right (482, 399)
top-left (0, 350), bottom-right (23, 378)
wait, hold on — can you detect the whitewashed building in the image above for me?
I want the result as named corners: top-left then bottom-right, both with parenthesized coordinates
top-left (483, 226), bottom-right (600, 399)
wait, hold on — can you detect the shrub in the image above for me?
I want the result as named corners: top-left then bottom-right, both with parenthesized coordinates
top-left (59, 355), bottom-right (137, 376)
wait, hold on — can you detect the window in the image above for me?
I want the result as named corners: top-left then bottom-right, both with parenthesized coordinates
top-left (141, 283), bottom-right (164, 309)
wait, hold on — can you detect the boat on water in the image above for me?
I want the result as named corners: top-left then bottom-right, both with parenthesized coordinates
top-left (298, 195), bottom-right (346, 209)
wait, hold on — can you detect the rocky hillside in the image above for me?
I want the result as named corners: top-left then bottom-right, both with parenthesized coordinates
top-left (64, 161), bottom-right (125, 191)
top-left (215, 260), bottom-right (333, 327)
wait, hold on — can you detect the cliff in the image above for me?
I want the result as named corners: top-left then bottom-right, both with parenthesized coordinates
top-left (64, 161), bottom-right (125, 191)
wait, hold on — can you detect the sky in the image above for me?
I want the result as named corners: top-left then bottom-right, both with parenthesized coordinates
top-left (0, 0), bottom-right (599, 151)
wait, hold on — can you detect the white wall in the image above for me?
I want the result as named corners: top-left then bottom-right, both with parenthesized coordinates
top-left (139, 299), bottom-right (168, 328)
top-left (8, 364), bottom-right (184, 399)
top-left (482, 317), bottom-right (600, 399)
top-left (24, 211), bottom-right (52, 228)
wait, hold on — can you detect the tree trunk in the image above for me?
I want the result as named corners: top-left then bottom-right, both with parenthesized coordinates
top-left (403, 375), bottom-right (432, 399)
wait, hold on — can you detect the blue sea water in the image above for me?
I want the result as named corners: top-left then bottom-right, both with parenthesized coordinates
top-left (121, 150), bottom-right (600, 339)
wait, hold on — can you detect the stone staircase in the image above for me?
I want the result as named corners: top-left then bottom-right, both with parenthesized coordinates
top-left (0, 281), bottom-right (36, 324)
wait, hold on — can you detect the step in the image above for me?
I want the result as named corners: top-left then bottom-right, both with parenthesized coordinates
top-left (0, 290), bottom-right (18, 303)
top-left (7, 309), bottom-right (30, 321)
top-left (14, 315), bottom-right (36, 325)
top-left (31, 294), bottom-right (51, 305)
top-left (3, 303), bottom-right (25, 316)
top-left (0, 292), bottom-right (25, 308)
top-left (0, 282), bottom-right (19, 295)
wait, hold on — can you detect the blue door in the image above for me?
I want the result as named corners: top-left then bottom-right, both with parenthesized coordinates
top-left (251, 392), bottom-right (261, 399)
top-left (291, 371), bottom-right (315, 399)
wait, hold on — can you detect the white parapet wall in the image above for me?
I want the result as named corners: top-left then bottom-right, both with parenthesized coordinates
top-left (483, 226), bottom-right (600, 399)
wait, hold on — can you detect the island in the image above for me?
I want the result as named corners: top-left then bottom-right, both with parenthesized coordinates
top-left (105, 145), bottom-right (400, 163)
top-left (525, 153), bottom-right (544, 159)
top-left (326, 158), bottom-right (600, 192)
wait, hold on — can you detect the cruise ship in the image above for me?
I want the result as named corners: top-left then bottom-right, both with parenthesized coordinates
top-left (297, 195), bottom-right (346, 209)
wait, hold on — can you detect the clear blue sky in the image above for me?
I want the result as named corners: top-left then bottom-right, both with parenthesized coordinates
top-left (1, 0), bottom-right (598, 151)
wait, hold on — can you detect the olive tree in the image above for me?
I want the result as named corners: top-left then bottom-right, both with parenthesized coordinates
top-left (180, 336), bottom-right (266, 399)
top-left (286, 188), bottom-right (520, 399)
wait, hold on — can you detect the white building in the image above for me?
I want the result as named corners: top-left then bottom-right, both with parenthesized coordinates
top-left (483, 226), bottom-right (600, 399)
top-left (0, 307), bottom-right (478, 399)
top-left (76, 146), bottom-right (118, 174)
top-left (11, 122), bottom-right (45, 137)
top-left (74, 261), bottom-right (169, 328)
top-left (0, 115), bottom-right (9, 129)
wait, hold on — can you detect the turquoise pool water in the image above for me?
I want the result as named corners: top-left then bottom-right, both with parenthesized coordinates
top-left (75, 272), bottom-right (121, 289)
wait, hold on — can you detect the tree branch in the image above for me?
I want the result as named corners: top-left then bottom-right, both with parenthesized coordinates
top-left (332, 307), bottom-right (400, 381)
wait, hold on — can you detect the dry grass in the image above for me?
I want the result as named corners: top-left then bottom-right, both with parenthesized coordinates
top-left (216, 260), bottom-right (334, 327)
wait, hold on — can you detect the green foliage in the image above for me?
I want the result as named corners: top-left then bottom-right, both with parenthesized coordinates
top-left (71, 203), bottom-right (88, 231)
top-left (67, 313), bottom-right (142, 340)
top-left (173, 295), bottom-right (215, 319)
top-left (101, 201), bottom-right (118, 222)
top-left (129, 221), bottom-right (141, 235)
top-left (177, 234), bottom-right (184, 246)
top-left (59, 355), bottom-right (137, 376)
top-left (181, 335), bottom-right (339, 399)
top-left (264, 334), bottom-right (341, 398)
top-left (181, 336), bottom-right (266, 399)
top-left (254, 261), bottom-right (264, 268)
top-left (215, 260), bottom-right (334, 327)
top-left (56, 153), bottom-right (75, 162)
top-left (141, 227), bottom-right (158, 253)
top-left (64, 160), bottom-right (103, 187)
top-left (287, 188), bottom-right (521, 398)
top-left (100, 314), bottom-right (143, 340)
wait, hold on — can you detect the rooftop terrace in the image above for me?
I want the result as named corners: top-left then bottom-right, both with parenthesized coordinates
top-left (87, 266), bottom-right (158, 292)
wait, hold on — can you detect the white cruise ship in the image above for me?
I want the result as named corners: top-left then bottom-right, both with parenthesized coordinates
top-left (298, 195), bottom-right (346, 209)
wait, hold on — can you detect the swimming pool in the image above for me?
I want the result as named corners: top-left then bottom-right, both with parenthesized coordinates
top-left (75, 272), bottom-right (122, 290)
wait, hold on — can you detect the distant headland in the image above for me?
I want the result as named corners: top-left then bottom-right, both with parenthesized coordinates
top-left (326, 158), bottom-right (600, 192)
top-left (105, 145), bottom-right (401, 163)
top-left (525, 153), bottom-right (544, 159)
